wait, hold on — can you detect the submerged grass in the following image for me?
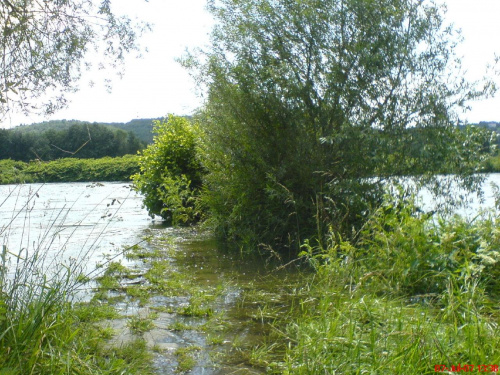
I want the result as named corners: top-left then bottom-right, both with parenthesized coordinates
top-left (174, 345), bottom-right (201, 373)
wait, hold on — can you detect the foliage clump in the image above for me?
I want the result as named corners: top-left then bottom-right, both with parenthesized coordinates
top-left (0, 0), bottom-right (148, 119)
top-left (0, 155), bottom-right (140, 184)
top-left (278, 196), bottom-right (500, 374)
top-left (132, 115), bottom-right (205, 225)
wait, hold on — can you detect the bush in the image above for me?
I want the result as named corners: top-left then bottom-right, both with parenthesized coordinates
top-left (482, 154), bottom-right (500, 172)
top-left (0, 159), bottom-right (29, 184)
top-left (354, 197), bottom-right (500, 297)
top-left (132, 115), bottom-right (204, 225)
top-left (187, 0), bottom-right (488, 254)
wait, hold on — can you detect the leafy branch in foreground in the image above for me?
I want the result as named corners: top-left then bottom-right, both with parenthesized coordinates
top-left (0, 0), bottom-right (149, 119)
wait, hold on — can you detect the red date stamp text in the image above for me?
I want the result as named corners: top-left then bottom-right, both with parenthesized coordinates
top-left (435, 365), bottom-right (499, 373)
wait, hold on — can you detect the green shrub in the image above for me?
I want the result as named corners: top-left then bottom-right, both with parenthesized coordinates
top-left (482, 154), bottom-right (500, 172)
top-left (26, 155), bottom-right (140, 182)
top-left (0, 159), bottom-right (30, 184)
top-left (132, 115), bottom-right (204, 225)
top-left (187, 0), bottom-right (489, 255)
top-left (299, 193), bottom-right (500, 299)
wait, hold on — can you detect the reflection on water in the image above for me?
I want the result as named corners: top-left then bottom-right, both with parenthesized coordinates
top-left (0, 182), bottom-right (156, 279)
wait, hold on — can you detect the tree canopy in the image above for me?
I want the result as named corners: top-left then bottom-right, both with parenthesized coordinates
top-left (0, 0), bottom-right (148, 119)
top-left (185, 0), bottom-right (493, 251)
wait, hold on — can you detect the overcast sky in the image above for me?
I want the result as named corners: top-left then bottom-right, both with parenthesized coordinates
top-left (1, 0), bottom-right (500, 128)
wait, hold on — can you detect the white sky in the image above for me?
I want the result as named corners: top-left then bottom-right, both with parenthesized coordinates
top-left (1, 0), bottom-right (500, 128)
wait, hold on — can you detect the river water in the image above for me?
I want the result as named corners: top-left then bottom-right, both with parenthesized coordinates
top-left (0, 182), bottom-right (155, 280)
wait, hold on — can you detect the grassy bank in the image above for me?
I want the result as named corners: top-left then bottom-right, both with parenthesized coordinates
top-left (0, 219), bottom-right (154, 373)
top-left (252, 196), bottom-right (500, 374)
top-left (0, 155), bottom-right (139, 184)
top-left (0, 281), bottom-right (154, 374)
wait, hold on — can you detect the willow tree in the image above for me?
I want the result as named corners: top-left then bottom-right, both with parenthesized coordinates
top-left (0, 0), bottom-right (148, 119)
top-left (187, 0), bottom-right (493, 251)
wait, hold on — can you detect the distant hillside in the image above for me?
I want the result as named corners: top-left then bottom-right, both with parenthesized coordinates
top-left (105, 117), bottom-right (193, 144)
top-left (13, 119), bottom-right (93, 133)
top-left (103, 118), bottom-right (159, 144)
top-left (1, 122), bottom-right (145, 162)
top-left (13, 117), bottom-right (197, 144)
top-left (13, 118), bottom-right (159, 144)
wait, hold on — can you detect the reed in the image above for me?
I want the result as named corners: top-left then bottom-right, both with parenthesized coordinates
top-left (258, 194), bottom-right (500, 374)
top-left (0, 184), bottom-right (153, 374)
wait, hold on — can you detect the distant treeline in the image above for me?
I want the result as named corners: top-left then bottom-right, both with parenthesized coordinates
top-left (0, 122), bottom-right (146, 162)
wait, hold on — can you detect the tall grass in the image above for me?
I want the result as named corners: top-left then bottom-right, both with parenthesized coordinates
top-left (0, 184), bottom-right (153, 374)
top-left (265, 194), bottom-right (500, 374)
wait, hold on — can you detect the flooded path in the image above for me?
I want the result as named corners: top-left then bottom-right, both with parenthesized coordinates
top-left (4, 178), bottom-right (500, 373)
top-left (98, 226), bottom-right (302, 374)
top-left (0, 182), bottom-right (301, 373)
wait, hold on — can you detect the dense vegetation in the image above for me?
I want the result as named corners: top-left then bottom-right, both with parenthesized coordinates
top-left (132, 116), bottom-right (204, 225)
top-left (2, 0), bottom-right (500, 373)
top-left (178, 0), bottom-right (492, 253)
top-left (129, 1), bottom-right (500, 368)
top-left (274, 198), bottom-right (500, 373)
top-left (0, 155), bottom-right (139, 184)
top-left (0, 122), bottom-right (144, 162)
top-left (483, 154), bottom-right (500, 172)
top-left (12, 118), bottom-right (159, 144)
